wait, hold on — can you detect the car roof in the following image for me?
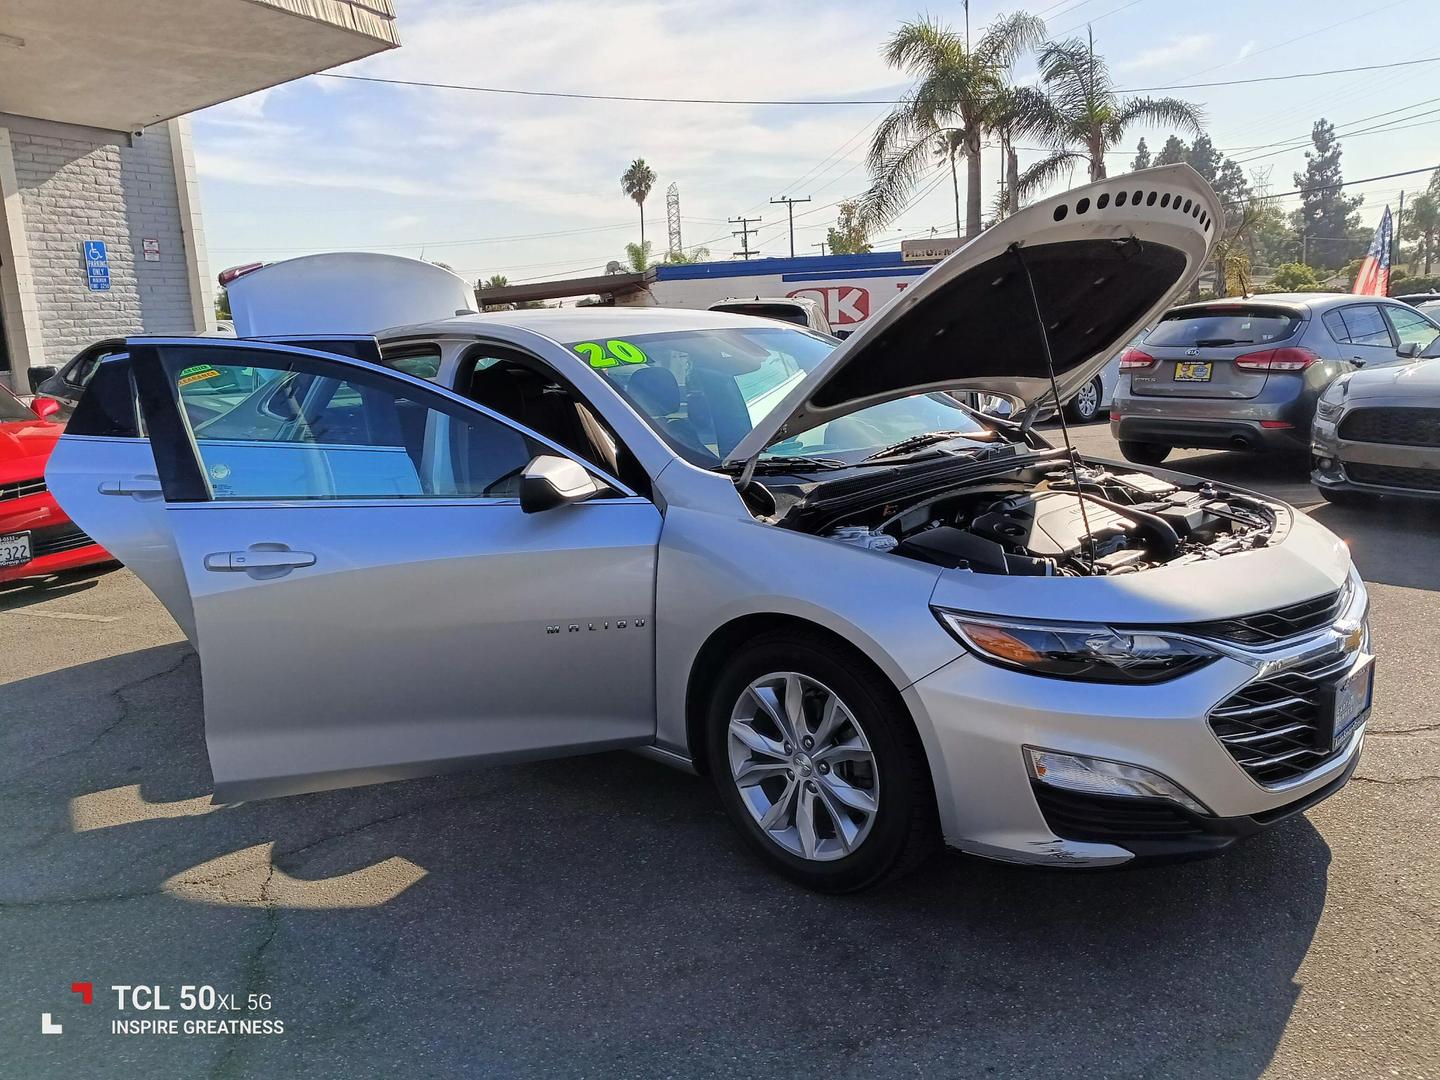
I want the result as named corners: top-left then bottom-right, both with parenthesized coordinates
top-left (378, 305), bottom-right (779, 344)
top-left (1167, 292), bottom-right (1413, 316)
top-left (711, 297), bottom-right (815, 307)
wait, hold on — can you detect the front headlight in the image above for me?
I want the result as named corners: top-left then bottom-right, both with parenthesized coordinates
top-left (934, 610), bottom-right (1218, 683)
top-left (1316, 375), bottom-right (1353, 421)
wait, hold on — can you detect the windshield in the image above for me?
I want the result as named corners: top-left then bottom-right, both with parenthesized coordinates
top-left (0, 386), bottom-right (37, 422)
top-left (568, 327), bottom-right (990, 468)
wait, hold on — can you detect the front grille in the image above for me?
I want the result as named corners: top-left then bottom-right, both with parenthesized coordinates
top-left (1208, 648), bottom-right (1359, 786)
top-left (1346, 462), bottom-right (1440, 493)
top-left (1185, 589), bottom-right (1343, 645)
top-left (1338, 407), bottom-right (1440, 447)
top-left (1031, 783), bottom-right (1203, 842)
top-left (30, 522), bottom-right (96, 557)
top-left (0, 477), bottom-right (46, 502)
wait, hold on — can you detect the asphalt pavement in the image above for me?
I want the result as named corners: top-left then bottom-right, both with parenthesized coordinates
top-left (2, 426), bottom-right (1437, 1080)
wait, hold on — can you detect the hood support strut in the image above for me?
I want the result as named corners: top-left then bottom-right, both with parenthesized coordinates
top-left (1008, 241), bottom-right (1097, 573)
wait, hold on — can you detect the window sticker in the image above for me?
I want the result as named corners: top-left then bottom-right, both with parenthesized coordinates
top-left (573, 340), bottom-right (649, 368)
top-left (178, 365), bottom-right (222, 387)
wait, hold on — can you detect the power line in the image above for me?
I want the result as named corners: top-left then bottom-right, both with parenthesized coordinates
top-left (207, 221), bottom-right (633, 253)
top-left (1230, 163), bottom-right (1438, 206)
top-left (315, 55), bottom-right (1440, 107)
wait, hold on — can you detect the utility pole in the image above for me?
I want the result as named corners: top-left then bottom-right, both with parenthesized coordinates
top-left (813, 241), bottom-right (828, 256)
top-left (770, 195), bottom-right (811, 257)
top-left (666, 183), bottom-right (683, 260)
top-left (1393, 190), bottom-right (1406, 290)
top-left (730, 215), bottom-right (762, 260)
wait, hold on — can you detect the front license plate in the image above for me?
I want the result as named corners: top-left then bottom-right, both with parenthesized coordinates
top-left (1328, 659), bottom-right (1374, 750)
top-left (0, 531), bottom-right (32, 568)
top-left (1173, 361), bottom-right (1213, 382)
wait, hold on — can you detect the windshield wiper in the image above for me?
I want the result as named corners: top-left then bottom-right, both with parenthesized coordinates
top-left (1192, 337), bottom-right (1252, 347)
top-left (860, 431), bottom-right (980, 463)
top-left (722, 454), bottom-right (850, 473)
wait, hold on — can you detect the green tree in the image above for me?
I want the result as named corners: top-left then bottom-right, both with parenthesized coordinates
top-left (861, 11), bottom-right (1047, 239)
top-left (826, 200), bottom-right (874, 255)
top-left (988, 84), bottom-right (1051, 219)
top-left (1129, 137), bottom-right (1151, 171)
top-left (662, 245), bottom-right (710, 265)
top-left (1401, 172), bottom-right (1440, 274)
top-left (480, 273), bottom-right (512, 311)
top-left (1016, 29), bottom-right (1203, 196)
top-left (1269, 262), bottom-right (1320, 291)
top-left (1153, 134), bottom-right (1189, 166)
top-left (933, 128), bottom-right (966, 237)
top-left (214, 286), bottom-right (231, 321)
top-left (1290, 119), bottom-right (1364, 270)
top-left (620, 159), bottom-right (657, 249)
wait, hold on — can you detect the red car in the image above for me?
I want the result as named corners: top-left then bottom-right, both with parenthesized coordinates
top-left (0, 384), bottom-right (112, 583)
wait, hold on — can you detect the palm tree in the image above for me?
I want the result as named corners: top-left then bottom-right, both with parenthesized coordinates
top-left (1016, 29), bottom-right (1203, 199)
top-left (1405, 181), bottom-right (1439, 275)
top-left (620, 159), bottom-right (656, 249)
top-left (987, 84), bottom-right (1050, 219)
top-left (861, 12), bottom-right (1047, 240)
top-left (933, 129), bottom-right (965, 237)
top-left (480, 274), bottom-right (512, 312)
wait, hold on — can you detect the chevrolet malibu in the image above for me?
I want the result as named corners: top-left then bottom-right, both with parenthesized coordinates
top-left (48, 166), bottom-right (1373, 892)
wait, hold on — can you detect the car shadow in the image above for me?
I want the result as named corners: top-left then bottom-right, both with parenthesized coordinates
top-left (2, 643), bottom-right (1329, 1078)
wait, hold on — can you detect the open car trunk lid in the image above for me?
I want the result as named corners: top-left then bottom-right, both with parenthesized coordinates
top-left (722, 164), bottom-right (1222, 468)
top-left (224, 252), bottom-right (478, 337)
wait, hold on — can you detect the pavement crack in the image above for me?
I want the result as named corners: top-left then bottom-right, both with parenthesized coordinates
top-left (211, 863), bottom-right (280, 1080)
top-left (1351, 774), bottom-right (1440, 786)
top-left (272, 789), bottom-right (482, 863)
top-left (1369, 722), bottom-right (1440, 736)
top-left (18, 650), bottom-right (196, 772)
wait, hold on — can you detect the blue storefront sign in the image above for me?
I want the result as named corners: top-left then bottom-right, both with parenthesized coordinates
top-left (83, 240), bottom-right (110, 292)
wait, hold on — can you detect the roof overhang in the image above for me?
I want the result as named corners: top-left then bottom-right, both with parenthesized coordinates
top-left (478, 270), bottom-right (657, 307)
top-left (0, 0), bottom-right (399, 132)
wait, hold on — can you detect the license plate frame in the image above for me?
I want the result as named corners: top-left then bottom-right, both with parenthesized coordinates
top-left (0, 530), bottom-right (32, 569)
top-left (1322, 658), bottom-right (1374, 752)
top-left (1173, 361), bottom-right (1214, 382)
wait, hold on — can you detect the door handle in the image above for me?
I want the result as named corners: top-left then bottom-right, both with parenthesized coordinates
top-left (204, 548), bottom-right (317, 572)
top-left (99, 478), bottom-right (163, 497)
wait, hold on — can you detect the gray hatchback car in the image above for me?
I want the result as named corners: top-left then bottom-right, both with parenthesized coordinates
top-left (1110, 293), bottom-right (1440, 465)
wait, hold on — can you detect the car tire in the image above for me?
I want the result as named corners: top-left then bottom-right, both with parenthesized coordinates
top-left (1119, 440), bottom-right (1171, 465)
top-left (706, 630), bottom-right (939, 892)
top-left (1318, 486), bottom-right (1377, 507)
top-left (1064, 376), bottom-right (1104, 424)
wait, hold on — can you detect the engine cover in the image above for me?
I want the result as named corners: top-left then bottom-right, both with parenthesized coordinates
top-left (968, 491), bottom-right (1136, 558)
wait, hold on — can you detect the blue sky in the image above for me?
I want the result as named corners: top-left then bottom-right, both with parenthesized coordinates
top-left (193, 0), bottom-right (1440, 283)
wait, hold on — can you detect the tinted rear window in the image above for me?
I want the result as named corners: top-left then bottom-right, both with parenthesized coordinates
top-left (1146, 308), bottom-right (1301, 348)
top-left (712, 303), bottom-right (810, 327)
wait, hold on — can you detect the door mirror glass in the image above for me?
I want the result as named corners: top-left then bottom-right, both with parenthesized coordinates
top-left (31, 396), bottom-right (62, 420)
top-left (1397, 341), bottom-right (1423, 358)
top-left (28, 365), bottom-right (58, 385)
top-left (519, 454), bottom-right (601, 513)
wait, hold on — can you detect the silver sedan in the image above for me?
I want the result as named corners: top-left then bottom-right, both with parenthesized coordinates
top-left (48, 166), bottom-right (1373, 891)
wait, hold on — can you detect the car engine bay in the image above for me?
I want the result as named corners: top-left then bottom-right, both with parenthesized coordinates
top-left (760, 459), bottom-right (1284, 577)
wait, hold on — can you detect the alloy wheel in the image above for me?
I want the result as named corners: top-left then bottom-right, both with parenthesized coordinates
top-left (1073, 378), bottom-right (1100, 421)
top-left (727, 671), bottom-right (879, 861)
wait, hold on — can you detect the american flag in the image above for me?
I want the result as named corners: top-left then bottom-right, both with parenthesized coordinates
top-left (1351, 206), bottom-right (1393, 296)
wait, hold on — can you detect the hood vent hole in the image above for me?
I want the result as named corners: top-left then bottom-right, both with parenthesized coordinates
top-left (1146, 191), bottom-right (1157, 206)
top-left (1097, 193), bottom-right (1110, 209)
top-left (1053, 204), bottom-right (1069, 221)
top-left (1115, 191), bottom-right (1128, 206)
top-left (1076, 197), bottom-right (1091, 215)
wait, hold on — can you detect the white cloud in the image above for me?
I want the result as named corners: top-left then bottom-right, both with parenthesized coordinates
top-left (1117, 33), bottom-right (1216, 73)
top-left (1236, 40), bottom-right (1257, 61)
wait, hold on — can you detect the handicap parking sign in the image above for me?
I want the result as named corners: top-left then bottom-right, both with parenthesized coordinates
top-left (83, 240), bottom-right (110, 292)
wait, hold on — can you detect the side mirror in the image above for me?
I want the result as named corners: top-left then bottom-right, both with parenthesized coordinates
top-left (833, 329), bottom-right (853, 340)
top-left (1397, 341), bottom-right (1423, 359)
top-left (28, 365), bottom-right (58, 385)
top-left (519, 454), bottom-right (601, 513)
top-left (1350, 358), bottom-right (1366, 369)
top-left (31, 396), bottom-right (62, 420)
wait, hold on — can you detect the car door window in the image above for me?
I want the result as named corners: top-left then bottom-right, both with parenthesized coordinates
top-left (160, 347), bottom-right (546, 501)
top-left (1336, 305), bottom-right (1394, 347)
top-left (1384, 305), bottom-right (1440, 349)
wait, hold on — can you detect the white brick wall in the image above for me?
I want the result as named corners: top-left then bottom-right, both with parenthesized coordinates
top-left (10, 121), bottom-right (201, 365)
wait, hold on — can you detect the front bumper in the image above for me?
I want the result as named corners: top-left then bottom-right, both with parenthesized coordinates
top-left (904, 578), bottom-right (1370, 867)
top-left (0, 494), bottom-right (112, 583)
top-left (1311, 413), bottom-right (1440, 500)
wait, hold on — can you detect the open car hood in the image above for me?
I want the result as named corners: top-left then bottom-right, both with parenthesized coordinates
top-left (722, 164), bottom-right (1222, 467)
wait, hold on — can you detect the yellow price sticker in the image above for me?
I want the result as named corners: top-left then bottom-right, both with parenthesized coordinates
top-left (574, 339), bottom-right (648, 368)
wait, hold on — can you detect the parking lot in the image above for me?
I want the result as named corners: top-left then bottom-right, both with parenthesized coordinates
top-left (2, 424), bottom-right (1438, 1080)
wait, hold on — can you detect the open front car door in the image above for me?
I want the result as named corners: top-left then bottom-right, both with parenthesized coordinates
top-left (46, 339), bottom-right (661, 801)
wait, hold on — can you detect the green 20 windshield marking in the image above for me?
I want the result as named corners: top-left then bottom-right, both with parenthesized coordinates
top-left (574, 339), bottom-right (648, 368)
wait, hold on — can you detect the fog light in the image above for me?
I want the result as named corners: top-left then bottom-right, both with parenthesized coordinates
top-left (1318, 457), bottom-right (1334, 469)
top-left (1024, 747), bottom-right (1210, 815)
